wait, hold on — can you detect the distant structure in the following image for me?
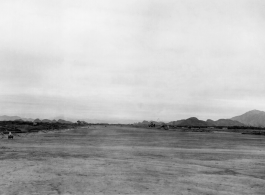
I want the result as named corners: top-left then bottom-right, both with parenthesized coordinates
top-left (149, 122), bottom-right (156, 127)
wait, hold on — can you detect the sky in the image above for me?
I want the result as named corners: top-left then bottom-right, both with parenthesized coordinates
top-left (0, 0), bottom-right (265, 123)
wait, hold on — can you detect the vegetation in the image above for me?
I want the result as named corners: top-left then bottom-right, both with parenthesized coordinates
top-left (0, 120), bottom-right (88, 135)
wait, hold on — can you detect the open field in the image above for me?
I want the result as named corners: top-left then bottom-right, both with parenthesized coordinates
top-left (0, 126), bottom-right (265, 195)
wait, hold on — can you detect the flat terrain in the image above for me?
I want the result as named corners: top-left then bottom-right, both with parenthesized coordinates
top-left (0, 126), bottom-right (265, 195)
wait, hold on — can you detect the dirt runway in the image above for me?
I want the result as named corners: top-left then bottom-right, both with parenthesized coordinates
top-left (0, 126), bottom-right (265, 195)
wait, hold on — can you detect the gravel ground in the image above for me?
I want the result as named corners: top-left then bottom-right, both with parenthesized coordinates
top-left (0, 126), bottom-right (265, 195)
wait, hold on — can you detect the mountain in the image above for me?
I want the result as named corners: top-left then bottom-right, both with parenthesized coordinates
top-left (176, 117), bottom-right (208, 126)
top-left (22, 117), bottom-right (35, 122)
top-left (53, 115), bottom-right (65, 120)
top-left (34, 118), bottom-right (42, 123)
top-left (136, 120), bottom-right (150, 125)
top-left (231, 110), bottom-right (265, 127)
top-left (150, 121), bottom-right (164, 125)
top-left (136, 117), bottom-right (245, 127)
top-left (168, 119), bottom-right (185, 126)
top-left (14, 119), bottom-right (24, 122)
top-left (213, 119), bottom-right (244, 126)
top-left (168, 117), bottom-right (208, 126)
top-left (206, 119), bottom-right (216, 126)
top-left (168, 118), bottom-right (244, 127)
top-left (135, 120), bottom-right (164, 126)
top-left (0, 115), bottom-right (21, 121)
top-left (57, 119), bottom-right (73, 124)
top-left (0, 115), bottom-right (75, 124)
top-left (0, 115), bottom-right (34, 122)
top-left (42, 119), bottom-right (52, 123)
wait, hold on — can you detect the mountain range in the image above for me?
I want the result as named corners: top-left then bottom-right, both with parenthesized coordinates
top-left (0, 115), bottom-right (34, 122)
top-left (2, 109), bottom-right (265, 127)
top-left (0, 115), bottom-right (73, 124)
top-left (167, 117), bottom-right (244, 127)
top-left (136, 110), bottom-right (265, 127)
top-left (231, 110), bottom-right (265, 127)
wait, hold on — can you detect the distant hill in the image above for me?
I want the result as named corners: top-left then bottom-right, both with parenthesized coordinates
top-left (3, 110), bottom-right (265, 127)
top-left (231, 110), bottom-right (265, 127)
top-left (0, 115), bottom-right (73, 124)
top-left (34, 118), bottom-right (42, 123)
top-left (162, 117), bottom-right (244, 127)
top-left (57, 119), bottom-right (73, 124)
top-left (177, 117), bottom-right (208, 126)
top-left (22, 117), bottom-right (34, 122)
top-left (206, 119), bottom-right (216, 126)
top-left (0, 115), bottom-right (34, 122)
top-left (135, 120), bottom-right (164, 126)
top-left (150, 121), bottom-right (164, 125)
top-left (42, 119), bottom-right (52, 123)
top-left (0, 115), bottom-right (21, 121)
top-left (212, 119), bottom-right (244, 126)
top-left (14, 119), bottom-right (24, 122)
top-left (168, 120), bottom-right (185, 126)
top-left (140, 120), bottom-right (150, 125)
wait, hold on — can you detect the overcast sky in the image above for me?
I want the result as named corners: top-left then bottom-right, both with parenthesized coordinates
top-left (0, 0), bottom-right (265, 122)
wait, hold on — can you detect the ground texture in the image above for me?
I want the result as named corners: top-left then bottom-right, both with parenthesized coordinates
top-left (0, 126), bottom-right (265, 195)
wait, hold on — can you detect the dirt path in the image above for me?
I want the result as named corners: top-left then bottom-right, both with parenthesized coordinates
top-left (0, 126), bottom-right (265, 195)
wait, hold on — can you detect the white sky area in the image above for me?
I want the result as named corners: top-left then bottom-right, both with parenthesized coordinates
top-left (0, 0), bottom-right (265, 123)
